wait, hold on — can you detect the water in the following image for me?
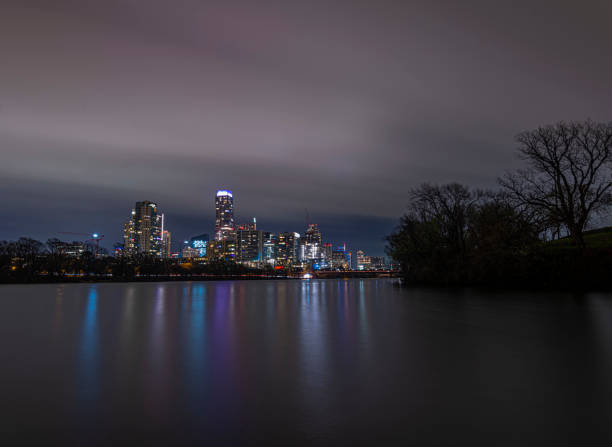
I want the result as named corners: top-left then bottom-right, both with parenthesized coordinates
top-left (1, 279), bottom-right (611, 445)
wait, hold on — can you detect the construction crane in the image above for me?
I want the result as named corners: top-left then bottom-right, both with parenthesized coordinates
top-left (58, 232), bottom-right (105, 256)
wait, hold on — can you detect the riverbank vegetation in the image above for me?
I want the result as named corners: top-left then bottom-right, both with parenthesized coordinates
top-left (387, 120), bottom-right (612, 289)
top-left (0, 240), bottom-right (285, 284)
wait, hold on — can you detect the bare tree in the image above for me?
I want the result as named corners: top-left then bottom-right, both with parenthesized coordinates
top-left (500, 120), bottom-right (612, 248)
top-left (408, 183), bottom-right (482, 256)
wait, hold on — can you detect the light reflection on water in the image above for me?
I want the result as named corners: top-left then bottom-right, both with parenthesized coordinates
top-left (2, 279), bottom-right (612, 445)
top-left (78, 286), bottom-right (99, 406)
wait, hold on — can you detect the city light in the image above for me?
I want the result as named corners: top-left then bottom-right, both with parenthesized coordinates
top-left (117, 190), bottom-right (386, 271)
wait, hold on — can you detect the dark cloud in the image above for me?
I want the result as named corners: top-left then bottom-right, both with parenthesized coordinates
top-left (1, 0), bottom-right (611, 254)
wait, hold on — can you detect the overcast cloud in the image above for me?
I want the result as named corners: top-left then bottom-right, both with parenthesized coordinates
top-left (1, 0), bottom-right (611, 254)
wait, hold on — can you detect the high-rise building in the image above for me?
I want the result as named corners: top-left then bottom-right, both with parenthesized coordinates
top-left (300, 224), bottom-right (323, 263)
top-left (123, 212), bottom-right (136, 255)
top-left (162, 230), bottom-right (172, 258)
top-left (330, 244), bottom-right (350, 270)
top-left (277, 232), bottom-right (299, 266)
top-left (304, 224), bottom-right (322, 245)
top-left (206, 239), bottom-right (236, 262)
top-left (262, 232), bottom-right (277, 265)
top-left (322, 243), bottom-right (333, 262)
top-left (123, 201), bottom-right (163, 256)
top-left (215, 190), bottom-right (234, 241)
top-left (236, 227), bottom-right (262, 265)
top-left (356, 250), bottom-right (371, 270)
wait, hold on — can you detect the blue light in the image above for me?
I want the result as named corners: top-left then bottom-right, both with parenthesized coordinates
top-left (92, 233), bottom-right (98, 238)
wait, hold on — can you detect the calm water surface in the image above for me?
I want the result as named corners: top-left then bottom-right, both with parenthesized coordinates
top-left (1, 279), bottom-right (612, 445)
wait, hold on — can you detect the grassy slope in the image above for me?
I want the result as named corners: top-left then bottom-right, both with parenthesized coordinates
top-left (547, 226), bottom-right (612, 249)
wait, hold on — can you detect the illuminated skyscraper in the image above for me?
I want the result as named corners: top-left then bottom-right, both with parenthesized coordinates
top-left (277, 232), bottom-right (299, 266)
top-left (304, 224), bottom-right (322, 245)
top-left (215, 190), bottom-right (234, 240)
top-left (123, 200), bottom-right (163, 257)
top-left (300, 223), bottom-right (322, 262)
top-left (123, 212), bottom-right (136, 255)
top-left (262, 232), bottom-right (277, 265)
top-left (162, 230), bottom-right (172, 258)
top-left (236, 227), bottom-right (262, 265)
top-left (356, 250), bottom-right (371, 270)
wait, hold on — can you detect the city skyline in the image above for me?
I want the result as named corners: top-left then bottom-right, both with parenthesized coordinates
top-left (2, 1), bottom-right (612, 258)
top-left (118, 189), bottom-right (375, 269)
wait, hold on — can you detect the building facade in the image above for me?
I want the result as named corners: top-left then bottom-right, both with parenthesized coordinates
top-left (123, 200), bottom-right (163, 257)
top-left (236, 228), bottom-right (262, 265)
top-left (356, 250), bottom-right (371, 270)
top-left (277, 232), bottom-right (299, 266)
top-left (162, 230), bottom-right (172, 258)
top-left (215, 190), bottom-right (234, 241)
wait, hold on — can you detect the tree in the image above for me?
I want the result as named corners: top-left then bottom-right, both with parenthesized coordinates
top-left (386, 183), bottom-right (483, 283)
top-left (500, 120), bottom-right (612, 247)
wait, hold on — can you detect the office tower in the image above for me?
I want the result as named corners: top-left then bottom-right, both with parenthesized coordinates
top-left (215, 190), bottom-right (234, 241)
top-left (262, 232), bottom-right (277, 265)
top-left (331, 247), bottom-right (349, 270)
top-left (123, 212), bottom-right (136, 256)
top-left (277, 232), bottom-right (299, 266)
top-left (190, 233), bottom-right (210, 257)
top-left (162, 230), bottom-right (172, 258)
top-left (356, 250), bottom-right (371, 270)
top-left (236, 227), bottom-right (263, 265)
top-left (300, 223), bottom-right (322, 262)
top-left (123, 201), bottom-right (163, 256)
top-left (323, 243), bottom-right (333, 262)
top-left (206, 239), bottom-right (236, 262)
top-left (304, 223), bottom-right (322, 245)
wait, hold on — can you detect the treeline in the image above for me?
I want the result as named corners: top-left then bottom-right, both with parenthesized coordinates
top-left (0, 238), bottom-right (282, 283)
top-left (387, 120), bottom-right (612, 289)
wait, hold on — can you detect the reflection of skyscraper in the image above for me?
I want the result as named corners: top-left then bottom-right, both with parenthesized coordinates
top-left (215, 190), bottom-right (234, 241)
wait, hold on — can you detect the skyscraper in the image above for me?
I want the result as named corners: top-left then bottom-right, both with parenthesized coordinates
top-left (304, 223), bottom-right (322, 245)
top-left (162, 230), bottom-right (172, 258)
top-left (356, 250), bottom-right (371, 270)
top-left (301, 223), bottom-right (322, 262)
top-left (236, 227), bottom-right (262, 265)
top-left (277, 232), bottom-right (299, 266)
top-left (215, 190), bottom-right (234, 241)
top-left (262, 232), bottom-right (277, 265)
top-left (123, 200), bottom-right (163, 256)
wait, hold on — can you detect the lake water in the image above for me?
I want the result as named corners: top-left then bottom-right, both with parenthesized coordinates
top-left (1, 279), bottom-right (611, 445)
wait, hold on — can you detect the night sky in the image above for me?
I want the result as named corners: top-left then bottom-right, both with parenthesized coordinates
top-left (2, 1), bottom-right (612, 255)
